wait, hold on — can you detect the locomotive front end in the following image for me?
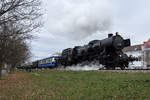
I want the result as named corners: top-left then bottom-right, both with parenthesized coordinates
top-left (101, 32), bottom-right (131, 50)
top-left (113, 33), bottom-right (130, 50)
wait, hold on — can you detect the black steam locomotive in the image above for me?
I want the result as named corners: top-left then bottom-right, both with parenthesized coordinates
top-left (60, 32), bottom-right (135, 69)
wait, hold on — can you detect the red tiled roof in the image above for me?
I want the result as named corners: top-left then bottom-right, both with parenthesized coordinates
top-left (144, 38), bottom-right (150, 44)
top-left (123, 38), bottom-right (150, 52)
top-left (143, 38), bottom-right (150, 48)
top-left (123, 44), bottom-right (142, 52)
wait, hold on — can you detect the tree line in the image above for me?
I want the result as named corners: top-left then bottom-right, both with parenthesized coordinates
top-left (0, 0), bottom-right (42, 79)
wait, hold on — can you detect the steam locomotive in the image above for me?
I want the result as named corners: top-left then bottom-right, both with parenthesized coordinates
top-left (60, 32), bottom-right (136, 69)
top-left (18, 32), bottom-right (137, 70)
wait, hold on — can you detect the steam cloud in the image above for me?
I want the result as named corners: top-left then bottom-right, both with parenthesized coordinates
top-left (47, 0), bottom-right (113, 40)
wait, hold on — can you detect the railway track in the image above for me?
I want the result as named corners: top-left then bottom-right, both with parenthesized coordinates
top-left (57, 66), bottom-right (150, 73)
top-left (98, 69), bottom-right (150, 73)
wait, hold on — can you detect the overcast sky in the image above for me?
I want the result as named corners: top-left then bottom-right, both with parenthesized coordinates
top-left (31, 0), bottom-right (150, 60)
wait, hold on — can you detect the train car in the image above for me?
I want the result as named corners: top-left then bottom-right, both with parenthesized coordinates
top-left (17, 56), bottom-right (60, 71)
top-left (37, 56), bottom-right (60, 69)
top-left (17, 62), bottom-right (34, 71)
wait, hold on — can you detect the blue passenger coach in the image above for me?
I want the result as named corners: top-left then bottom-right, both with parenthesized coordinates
top-left (38, 56), bottom-right (59, 69)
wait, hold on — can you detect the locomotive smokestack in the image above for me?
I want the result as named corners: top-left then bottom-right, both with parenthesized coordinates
top-left (108, 33), bottom-right (113, 38)
top-left (116, 32), bottom-right (120, 36)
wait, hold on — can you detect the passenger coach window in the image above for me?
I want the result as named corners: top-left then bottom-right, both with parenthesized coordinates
top-left (46, 59), bottom-right (49, 63)
top-left (49, 59), bottom-right (52, 62)
top-left (52, 58), bottom-right (55, 62)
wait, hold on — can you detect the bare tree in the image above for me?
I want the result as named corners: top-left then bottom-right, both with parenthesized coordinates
top-left (0, 0), bottom-right (42, 79)
top-left (7, 39), bottom-right (31, 72)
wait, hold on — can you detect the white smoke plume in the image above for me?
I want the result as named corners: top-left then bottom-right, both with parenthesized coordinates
top-left (57, 60), bottom-right (104, 71)
top-left (57, 65), bottom-right (103, 71)
top-left (65, 65), bottom-right (103, 71)
top-left (47, 0), bottom-right (113, 40)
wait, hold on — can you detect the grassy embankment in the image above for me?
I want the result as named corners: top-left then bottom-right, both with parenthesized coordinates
top-left (1, 70), bottom-right (150, 100)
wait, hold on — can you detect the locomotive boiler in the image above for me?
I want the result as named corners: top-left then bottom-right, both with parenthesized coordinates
top-left (61, 32), bottom-right (133, 69)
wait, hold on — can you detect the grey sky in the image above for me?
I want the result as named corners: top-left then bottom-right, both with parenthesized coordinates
top-left (31, 0), bottom-right (150, 60)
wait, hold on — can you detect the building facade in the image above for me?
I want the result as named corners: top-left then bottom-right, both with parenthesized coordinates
top-left (142, 39), bottom-right (150, 67)
top-left (123, 38), bottom-right (150, 68)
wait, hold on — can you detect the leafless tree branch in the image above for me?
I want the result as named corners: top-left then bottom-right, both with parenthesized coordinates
top-left (0, 0), bottom-right (43, 78)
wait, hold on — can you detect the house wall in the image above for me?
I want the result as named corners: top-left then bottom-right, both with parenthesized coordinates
top-left (142, 48), bottom-right (150, 67)
top-left (142, 39), bottom-right (150, 68)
